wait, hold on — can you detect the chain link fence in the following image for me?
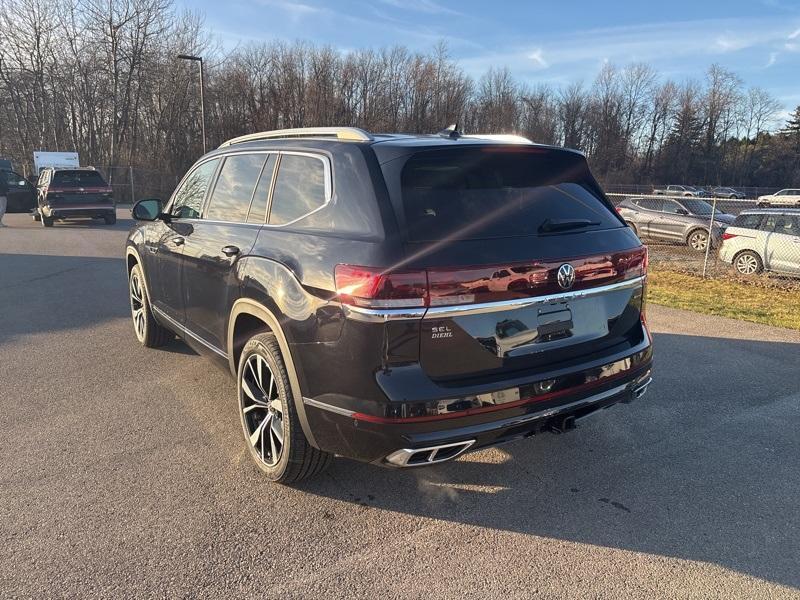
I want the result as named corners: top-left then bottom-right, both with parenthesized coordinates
top-left (94, 166), bottom-right (179, 205)
top-left (603, 184), bottom-right (782, 198)
top-left (606, 192), bottom-right (800, 291)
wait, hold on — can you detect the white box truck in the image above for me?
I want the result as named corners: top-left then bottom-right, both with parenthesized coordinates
top-left (33, 151), bottom-right (80, 175)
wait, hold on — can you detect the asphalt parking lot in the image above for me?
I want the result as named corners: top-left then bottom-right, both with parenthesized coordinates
top-left (1, 210), bottom-right (799, 599)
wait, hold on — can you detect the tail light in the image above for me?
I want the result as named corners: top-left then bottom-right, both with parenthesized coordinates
top-left (334, 265), bottom-right (427, 308)
top-left (721, 232), bottom-right (737, 240)
top-left (336, 246), bottom-right (648, 310)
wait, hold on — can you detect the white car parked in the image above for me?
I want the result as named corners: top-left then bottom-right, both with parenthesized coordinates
top-left (756, 189), bottom-right (800, 207)
top-left (719, 209), bottom-right (800, 276)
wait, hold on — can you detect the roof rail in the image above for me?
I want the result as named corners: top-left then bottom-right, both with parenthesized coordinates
top-left (219, 127), bottom-right (373, 148)
top-left (461, 134), bottom-right (533, 144)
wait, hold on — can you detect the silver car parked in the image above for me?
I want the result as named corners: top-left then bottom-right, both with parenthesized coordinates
top-left (719, 209), bottom-right (800, 276)
top-left (617, 196), bottom-right (734, 252)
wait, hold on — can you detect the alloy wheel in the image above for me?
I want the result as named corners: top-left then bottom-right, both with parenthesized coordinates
top-left (735, 254), bottom-right (759, 275)
top-left (240, 353), bottom-right (284, 467)
top-left (129, 272), bottom-right (146, 341)
top-left (688, 231), bottom-right (708, 251)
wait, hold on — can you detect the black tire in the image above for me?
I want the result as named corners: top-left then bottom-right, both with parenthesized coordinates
top-left (238, 332), bottom-right (332, 483)
top-left (104, 213), bottom-right (117, 225)
top-left (32, 212), bottom-right (41, 221)
top-left (686, 228), bottom-right (710, 252)
top-left (128, 263), bottom-right (172, 348)
top-left (41, 214), bottom-right (54, 227)
top-left (733, 251), bottom-right (763, 275)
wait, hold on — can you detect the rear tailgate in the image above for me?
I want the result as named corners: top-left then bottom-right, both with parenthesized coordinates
top-left (45, 170), bottom-right (113, 207)
top-left (379, 144), bottom-right (647, 382)
top-left (417, 240), bottom-right (646, 380)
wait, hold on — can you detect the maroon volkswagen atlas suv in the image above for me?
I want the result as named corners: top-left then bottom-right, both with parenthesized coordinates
top-left (126, 127), bottom-right (652, 482)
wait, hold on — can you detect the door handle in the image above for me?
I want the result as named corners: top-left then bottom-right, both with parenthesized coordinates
top-left (171, 236), bottom-right (185, 246)
top-left (221, 245), bottom-right (240, 257)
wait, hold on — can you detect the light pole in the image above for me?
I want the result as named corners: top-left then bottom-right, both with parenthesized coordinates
top-left (177, 54), bottom-right (206, 153)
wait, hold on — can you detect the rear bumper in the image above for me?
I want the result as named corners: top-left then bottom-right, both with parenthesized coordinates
top-left (302, 345), bottom-right (653, 466)
top-left (42, 204), bottom-right (115, 218)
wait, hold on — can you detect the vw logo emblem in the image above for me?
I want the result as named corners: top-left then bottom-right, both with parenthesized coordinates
top-left (557, 263), bottom-right (576, 290)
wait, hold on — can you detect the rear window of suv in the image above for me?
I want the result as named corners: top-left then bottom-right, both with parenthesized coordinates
top-left (733, 214), bottom-right (763, 229)
top-left (398, 148), bottom-right (620, 241)
top-left (51, 171), bottom-right (107, 187)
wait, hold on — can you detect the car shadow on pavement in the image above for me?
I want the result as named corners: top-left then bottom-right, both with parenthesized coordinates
top-left (298, 332), bottom-right (800, 590)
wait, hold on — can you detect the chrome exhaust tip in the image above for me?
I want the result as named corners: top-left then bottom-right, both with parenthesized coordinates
top-left (632, 377), bottom-right (652, 399)
top-left (385, 440), bottom-right (476, 467)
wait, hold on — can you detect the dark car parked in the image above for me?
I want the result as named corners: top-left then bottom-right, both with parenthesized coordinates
top-left (1, 170), bottom-right (37, 213)
top-left (617, 196), bottom-right (735, 251)
top-left (35, 167), bottom-right (116, 226)
top-left (126, 127), bottom-right (653, 483)
top-left (710, 186), bottom-right (746, 199)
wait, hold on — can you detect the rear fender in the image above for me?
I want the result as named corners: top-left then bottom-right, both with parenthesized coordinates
top-left (228, 298), bottom-right (320, 449)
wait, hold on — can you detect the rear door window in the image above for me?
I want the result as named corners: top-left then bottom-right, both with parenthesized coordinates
top-left (268, 154), bottom-right (328, 225)
top-left (638, 198), bottom-right (663, 211)
top-left (397, 148), bottom-right (620, 242)
top-left (661, 200), bottom-right (684, 214)
top-left (205, 153), bottom-right (266, 222)
top-left (247, 155), bottom-right (277, 224)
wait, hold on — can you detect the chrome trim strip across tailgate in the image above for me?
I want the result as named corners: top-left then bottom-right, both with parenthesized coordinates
top-left (423, 276), bottom-right (644, 319)
top-left (342, 276), bottom-right (644, 322)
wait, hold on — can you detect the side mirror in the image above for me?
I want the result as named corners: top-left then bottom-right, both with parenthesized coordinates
top-left (132, 198), bottom-right (163, 221)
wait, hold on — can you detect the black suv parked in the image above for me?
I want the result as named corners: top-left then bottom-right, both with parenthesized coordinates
top-left (1, 169), bottom-right (36, 212)
top-left (36, 167), bottom-right (116, 226)
top-left (126, 127), bottom-right (653, 482)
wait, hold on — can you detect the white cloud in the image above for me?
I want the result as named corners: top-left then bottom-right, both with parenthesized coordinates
top-left (255, 0), bottom-right (320, 20)
top-left (766, 52), bottom-right (779, 67)
top-left (714, 34), bottom-right (750, 53)
top-left (458, 17), bottom-right (800, 80)
top-left (377, 0), bottom-right (460, 16)
top-left (788, 27), bottom-right (800, 39)
top-left (527, 48), bottom-right (548, 69)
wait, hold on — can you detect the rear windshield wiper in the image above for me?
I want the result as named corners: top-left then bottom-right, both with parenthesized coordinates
top-left (538, 218), bottom-right (601, 233)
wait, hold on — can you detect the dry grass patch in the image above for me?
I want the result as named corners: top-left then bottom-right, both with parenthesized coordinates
top-left (647, 269), bottom-right (800, 331)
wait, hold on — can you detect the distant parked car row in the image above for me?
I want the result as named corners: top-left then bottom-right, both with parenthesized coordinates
top-left (651, 185), bottom-right (747, 199)
top-left (757, 189), bottom-right (800, 207)
top-left (618, 197), bottom-right (800, 276)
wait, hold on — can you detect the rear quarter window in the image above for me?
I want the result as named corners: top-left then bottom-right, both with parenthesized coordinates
top-left (397, 148), bottom-right (620, 242)
top-left (268, 154), bottom-right (328, 225)
top-left (732, 214), bottom-right (762, 229)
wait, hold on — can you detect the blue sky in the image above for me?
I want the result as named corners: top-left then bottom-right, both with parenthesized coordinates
top-left (180, 0), bottom-right (800, 117)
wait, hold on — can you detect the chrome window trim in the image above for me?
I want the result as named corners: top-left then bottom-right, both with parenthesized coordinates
top-left (166, 150), bottom-right (333, 228)
top-left (152, 305), bottom-right (228, 359)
